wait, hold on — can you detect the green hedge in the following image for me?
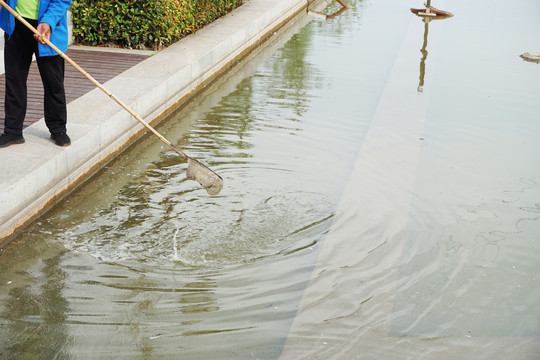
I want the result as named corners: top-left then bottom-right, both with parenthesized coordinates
top-left (71, 0), bottom-right (243, 50)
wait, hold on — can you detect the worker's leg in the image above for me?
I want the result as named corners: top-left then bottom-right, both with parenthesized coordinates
top-left (37, 55), bottom-right (67, 134)
top-left (3, 19), bottom-right (36, 135)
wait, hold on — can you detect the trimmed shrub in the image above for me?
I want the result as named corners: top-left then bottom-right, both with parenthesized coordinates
top-left (71, 0), bottom-right (243, 50)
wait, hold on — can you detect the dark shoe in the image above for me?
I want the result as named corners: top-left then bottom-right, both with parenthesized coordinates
top-left (0, 133), bottom-right (25, 148)
top-left (51, 132), bottom-right (71, 147)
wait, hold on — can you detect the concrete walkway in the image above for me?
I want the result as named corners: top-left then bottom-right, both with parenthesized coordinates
top-left (0, 0), bottom-right (315, 243)
top-left (0, 47), bottom-right (152, 129)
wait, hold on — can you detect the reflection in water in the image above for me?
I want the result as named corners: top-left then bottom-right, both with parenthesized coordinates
top-left (417, 18), bottom-right (430, 92)
top-left (1, 0), bottom-right (539, 358)
top-left (0, 246), bottom-right (72, 360)
top-left (413, 2), bottom-right (453, 92)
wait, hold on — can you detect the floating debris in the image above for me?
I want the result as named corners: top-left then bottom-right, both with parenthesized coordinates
top-left (520, 52), bottom-right (540, 64)
top-left (411, 1), bottom-right (453, 19)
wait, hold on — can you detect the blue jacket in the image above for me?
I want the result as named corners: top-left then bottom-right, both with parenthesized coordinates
top-left (0, 0), bottom-right (72, 57)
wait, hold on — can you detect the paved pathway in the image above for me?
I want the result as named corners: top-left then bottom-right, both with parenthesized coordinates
top-left (0, 48), bottom-right (150, 130)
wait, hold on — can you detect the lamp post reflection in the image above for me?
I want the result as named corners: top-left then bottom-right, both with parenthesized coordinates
top-left (417, 16), bottom-right (430, 93)
top-left (411, 1), bottom-right (453, 93)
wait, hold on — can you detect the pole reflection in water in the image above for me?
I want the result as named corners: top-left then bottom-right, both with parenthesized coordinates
top-left (412, 1), bottom-right (453, 92)
top-left (418, 17), bottom-right (430, 92)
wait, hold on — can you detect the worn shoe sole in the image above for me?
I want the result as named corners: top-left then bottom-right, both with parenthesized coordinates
top-left (0, 137), bottom-right (25, 148)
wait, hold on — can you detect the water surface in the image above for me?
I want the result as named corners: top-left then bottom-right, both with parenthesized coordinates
top-left (1, 0), bottom-right (539, 359)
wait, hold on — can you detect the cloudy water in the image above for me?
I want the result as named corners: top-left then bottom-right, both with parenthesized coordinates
top-left (1, 0), bottom-right (539, 359)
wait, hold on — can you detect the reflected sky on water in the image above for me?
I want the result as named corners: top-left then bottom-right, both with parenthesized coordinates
top-left (1, 0), bottom-right (539, 359)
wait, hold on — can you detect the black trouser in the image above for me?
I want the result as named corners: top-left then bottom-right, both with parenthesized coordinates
top-left (3, 18), bottom-right (67, 136)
